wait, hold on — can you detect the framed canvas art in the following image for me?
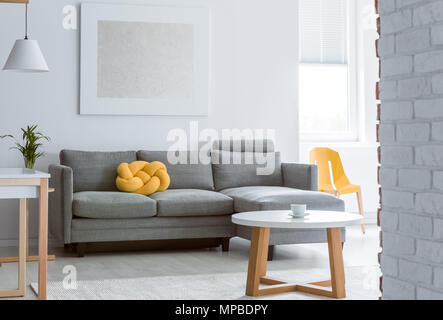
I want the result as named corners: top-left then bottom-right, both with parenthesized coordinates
top-left (80, 3), bottom-right (210, 116)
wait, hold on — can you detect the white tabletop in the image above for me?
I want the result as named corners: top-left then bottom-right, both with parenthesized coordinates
top-left (232, 210), bottom-right (363, 229)
top-left (0, 168), bottom-right (50, 179)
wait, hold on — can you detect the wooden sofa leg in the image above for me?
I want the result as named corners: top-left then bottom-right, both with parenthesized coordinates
top-left (76, 243), bottom-right (87, 257)
top-left (221, 238), bottom-right (230, 252)
top-left (267, 245), bottom-right (275, 261)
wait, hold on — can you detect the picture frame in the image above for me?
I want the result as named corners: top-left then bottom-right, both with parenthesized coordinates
top-left (80, 3), bottom-right (210, 116)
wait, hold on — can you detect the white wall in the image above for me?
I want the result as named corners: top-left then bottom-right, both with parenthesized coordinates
top-left (0, 0), bottom-right (300, 244)
top-left (300, 0), bottom-right (379, 216)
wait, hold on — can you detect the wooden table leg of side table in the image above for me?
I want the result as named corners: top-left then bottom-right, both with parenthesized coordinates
top-left (38, 178), bottom-right (48, 300)
top-left (245, 227), bottom-right (270, 297)
top-left (0, 198), bottom-right (27, 298)
top-left (0, 255), bottom-right (56, 264)
top-left (0, 195), bottom-right (55, 265)
top-left (327, 228), bottom-right (346, 298)
top-left (18, 198), bottom-right (27, 296)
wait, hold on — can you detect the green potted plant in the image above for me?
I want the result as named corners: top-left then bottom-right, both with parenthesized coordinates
top-left (1, 125), bottom-right (51, 169)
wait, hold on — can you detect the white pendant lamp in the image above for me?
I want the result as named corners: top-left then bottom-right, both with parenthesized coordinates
top-left (2, 2), bottom-right (49, 72)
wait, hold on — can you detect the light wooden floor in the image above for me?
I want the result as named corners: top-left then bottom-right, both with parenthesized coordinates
top-left (0, 224), bottom-right (379, 300)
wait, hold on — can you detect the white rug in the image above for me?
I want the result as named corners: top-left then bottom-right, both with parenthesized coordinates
top-left (31, 266), bottom-right (381, 300)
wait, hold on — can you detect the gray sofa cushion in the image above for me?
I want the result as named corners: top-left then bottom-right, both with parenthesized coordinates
top-left (73, 191), bottom-right (157, 219)
top-left (137, 151), bottom-right (214, 190)
top-left (71, 215), bottom-right (233, 230)
top-left (60, 150), bottom-right (137, 192)
top-left (70, 216), bottom-right (236, 243)
top-left (212, 139), bottom-right (275, 152)
top-left (149, 189), bottom-right (234, 217)
top-left (211, 151), bottom-right (282, 191)
top-left (220, 186), bottom-right (345, 212)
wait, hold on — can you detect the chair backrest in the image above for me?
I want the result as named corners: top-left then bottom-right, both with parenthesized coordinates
top-left (309, 147), bottom-right (351, 191)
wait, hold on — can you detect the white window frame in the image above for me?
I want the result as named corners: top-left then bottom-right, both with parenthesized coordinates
top-left (299, 0), bottom-right (360, 142)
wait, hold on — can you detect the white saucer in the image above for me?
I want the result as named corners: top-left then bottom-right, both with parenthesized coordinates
top-left (288, 213), bottom-right (309, 219)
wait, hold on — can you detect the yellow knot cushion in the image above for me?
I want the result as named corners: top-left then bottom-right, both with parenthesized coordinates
top-left (116, 161), bottom-right (170, 196)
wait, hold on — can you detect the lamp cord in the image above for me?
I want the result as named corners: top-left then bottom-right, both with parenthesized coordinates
top-left (24, 3), bottom-right (28, 40)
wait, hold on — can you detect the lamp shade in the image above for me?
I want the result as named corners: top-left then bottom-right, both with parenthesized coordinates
top-left (3, 39), bottom-right (49, 72)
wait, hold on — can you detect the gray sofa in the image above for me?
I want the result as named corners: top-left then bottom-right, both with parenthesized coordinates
top-left (48, 144), bottom-right (345, 259)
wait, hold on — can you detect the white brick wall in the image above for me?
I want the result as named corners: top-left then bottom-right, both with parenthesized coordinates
top-left (379, 0), bottom-right (443, 299)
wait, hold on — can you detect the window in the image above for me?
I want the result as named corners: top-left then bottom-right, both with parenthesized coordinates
top-left (299, 0), bottom-right (358, 141)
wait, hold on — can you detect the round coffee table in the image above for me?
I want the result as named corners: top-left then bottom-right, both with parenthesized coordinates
top-left (232, 210), bottom-right (363, 299)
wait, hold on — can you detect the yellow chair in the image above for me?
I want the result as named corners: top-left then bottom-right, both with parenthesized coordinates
top-left (309, 147), bottom-right (365, 234)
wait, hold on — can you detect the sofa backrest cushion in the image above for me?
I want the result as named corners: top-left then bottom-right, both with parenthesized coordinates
top-left (137, 150), bottom-right (215, 190)
top-left (211, 149), bottom-right (283, 191)
top-left (60, 150), bottom-right (137, 192)
top-left (212, 138), bottom-right (275, 153)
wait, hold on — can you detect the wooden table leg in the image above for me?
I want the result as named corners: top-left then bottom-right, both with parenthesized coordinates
top-left (38, 178), bottom-right (48, 300)
top-left (0, 198), bottom-right (27, 298)
top-left (327, 228), bottom-right (346, 298)
top-left (243, 227), bottom-right (347, 299)
top-left (246, 227), bottom-right (339, 298)
top-left (18, 198), bottom-right (27, 296)
top-left (0, 189), bottom-right (56, 265)
top-left (0, 197), bottom-right (55, 264)
top-left (259, 229), bottom-right (270, 277)
top-left (356, 190), bottom-right (366, 234)
top-left (25, 199), bottom-right (29, 257)
top-left (0, 255), bottom-right (56, 264)
top-left (245, 227), bottom-right (270, 296)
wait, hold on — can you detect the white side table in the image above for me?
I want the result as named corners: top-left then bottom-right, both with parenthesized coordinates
top-left (0, 168), bottom-right (50, 300)
top-left (232, 210), bottom-right (362, 299)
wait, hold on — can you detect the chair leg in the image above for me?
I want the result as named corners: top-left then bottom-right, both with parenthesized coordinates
top-left (356, 190), bottom-right (366, 234)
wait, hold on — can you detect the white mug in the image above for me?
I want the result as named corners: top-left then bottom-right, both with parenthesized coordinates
top-left (290, 204), bottom-right (307, 217)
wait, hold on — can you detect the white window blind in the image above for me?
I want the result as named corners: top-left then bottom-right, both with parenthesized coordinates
top-left (299, 0), bottom-right (348, 64)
